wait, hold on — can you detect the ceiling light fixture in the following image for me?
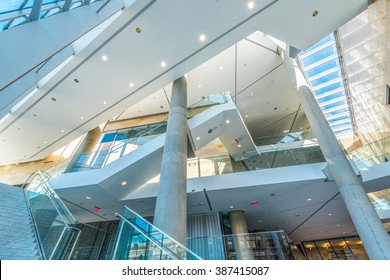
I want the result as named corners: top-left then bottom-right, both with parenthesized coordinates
top-left (226, 120), bottom-right (230, 124)
top-left (160, 61), bottom-right (167, 68)
top-left (129, 83), bottom-right (134, 88)
top-left (80, 117), bottom-right (84, 120)
top-left (248, 1), bottom-right (255, 9)
top-left (220, 66), bottom-right (224, 70)
top-left (199, 34), bottom-right (206, 42)
top-left (258, 220), bottom-right (262, 223)
top-left (328, 213), bottom-right (332, 216)
top-left (60, 129), bottom-right (64, 133)
top-left (103, 101), bottom-right (107, 105)
top-left (245, 114), bottom-right (248, 118)
top-left (307, 198), bottom-right (312, 201)
top-left (102, 55), bottom-right (108, 61)
top-left (86, 196), bottom-right (91, 200)
top-left (229, 205), bottom-right (234, 209)
top-left (44, 141), bottom-right (47, 144)
top-left (238, 144), bottom-right (241, 147)
top-left (121, 181), bottom-right (127, 186)
top-left (196, 137), bottom-right (200, 141)
top-left (198, 84), bottom-right (202, 88)
top-left (312, 10), bottom-right (318, 17)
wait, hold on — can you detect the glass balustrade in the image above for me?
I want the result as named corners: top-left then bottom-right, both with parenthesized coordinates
top-left (346, 135), bottom-right (390, 169)
top-left (113, 207), bottom-right (202, 260)
top-left (23, 171), bottom-right (80, 259)
top-left (186, 231), bottom-right (292, 260)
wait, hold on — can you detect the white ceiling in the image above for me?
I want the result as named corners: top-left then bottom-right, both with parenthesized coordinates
top-left (0, 0), bottom-right (368, 165)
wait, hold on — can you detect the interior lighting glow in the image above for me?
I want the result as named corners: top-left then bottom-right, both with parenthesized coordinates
top-left (160, 61), bottom-right (167, 68)
top-left (248, 1), bottom-right (255, 9)
top-left (199, 34), bottom-right (206, 42)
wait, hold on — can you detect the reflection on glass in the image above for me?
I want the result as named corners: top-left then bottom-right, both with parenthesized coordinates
top-left (302, 242), bottom-right (322, 260)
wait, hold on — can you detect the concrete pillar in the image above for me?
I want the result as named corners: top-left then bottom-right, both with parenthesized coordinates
top-left (279, 48), bottom-right (390, 260)
top-left (64, 126), bottom-right (102, 173)
top-left (153, 76), bottom-right (188, 246)
top-left (229, 210), bottom-right (254, 260)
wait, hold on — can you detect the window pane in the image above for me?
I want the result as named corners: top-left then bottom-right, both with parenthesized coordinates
top-left (345, 237), bottom-right (368, 260)
top-left (329, 238), bottom-right (355, 260)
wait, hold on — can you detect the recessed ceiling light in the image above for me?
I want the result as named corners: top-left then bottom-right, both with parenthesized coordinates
top-left (250, 92), bottom-right (253, 97)
top-left (229, 205), bottom-right (234, 209)
top-left (199, 34), bottom-right (206, 42)
top-left (220, 66), bottom-right (224, 70)
top-left (283, 130), bottom-right (290, 133)
top-left (114, 212), bottom-right (118, 215)
top-left (44, 141), bottom-right (47, 144)
top-left (101, 55), bottom-right (108, 61)
top-left (196, 137), bottom-right (200, 141)
top-left (198, 84), bottom-right (202, 88)
top-left (245, 114), bottom-right (248, 118)
top-left (238, 144), bottom-right (241, 147)
top-left (337, 224), bottom-right (340, 227)
top-left (129, 83), bottom-right (134, 88)
top-left (328, 213), bottom-right (332, 216)
top-left (258, 220), bottom-right (262, 223)
top-left (160, 61), bottom-right (167, 68)
top-left (121, 181), bottom-right (127, 186)
top-left (312, 10), bottom-right (318, 17)
top-left (248, 1), bottom-right (255, 9)
top-left (86, 196), bottom-right (91, 200)
top-left (103, 101), bottom-right (107, 105)
top-left (226, 120), bottom-right (230, 124)
top-left (307, 198), bottom-right (312, 201)
top-left (80, 116), bottom-right (84, 120)
top-left (60, 129), bottom-right (64, 133)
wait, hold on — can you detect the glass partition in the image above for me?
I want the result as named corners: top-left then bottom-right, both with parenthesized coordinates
top-left (186, 231), bottom-right (292, 260)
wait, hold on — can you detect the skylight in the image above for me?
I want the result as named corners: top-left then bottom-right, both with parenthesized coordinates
top-left (298, 33), bottom-right (354, 138)
top-left (0, 0), bottom-right (103, 32)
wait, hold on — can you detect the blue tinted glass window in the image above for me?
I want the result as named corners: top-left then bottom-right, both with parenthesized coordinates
top-left (301, 45), bottom-right (336, 68)
top-left (101, 133), bottom-right (116, 143)
top-left (328, 115), bottom-right (350, 124)
top-left (321, 100), bottom-right (347, 111)
top-left (325, 108), bottom-right (349, 117)
top-left (0, 1), bottom-right (24, 14)
top-left (314, 81), bottom-right (343, 95)
top-left (306, 59), bottom-right (340, 77)
top-left (317, 91), bottom-right (345, 103)
top-left (310, 70), bottom-right (341, 87)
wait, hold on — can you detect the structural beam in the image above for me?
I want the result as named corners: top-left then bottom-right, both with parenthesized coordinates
top-left (279, 47), bottom-right (390, 260)
top-left (29, 0), bottom-right (43, 21)
top-left (62, 0), bottom-right (74, 11)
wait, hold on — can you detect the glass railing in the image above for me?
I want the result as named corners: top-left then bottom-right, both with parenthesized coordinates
top-left (186, 231), bottom-right (293, 260)
top-left (23, 171), bottom-right (81, 260)
top-left (45, 93), bottom-right (232, 175)
top-left (112, 206), bottom-right (202, 260)
top-left (346, 135), bottom-right (390, 169)
top-left (253, 131), bottom-right (316, 146)
top-left (368, 189), bottom-right (390, 211)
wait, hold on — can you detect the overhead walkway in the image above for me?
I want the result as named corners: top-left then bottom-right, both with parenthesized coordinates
top-left (49, 94), bottom-right (257, 200)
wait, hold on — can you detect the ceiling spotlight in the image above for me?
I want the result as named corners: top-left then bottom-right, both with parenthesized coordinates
top-left (199, 34), bottom-right (206, 42)
top-left (86, 196), bottom-right (91, 200)
top-left (245, 114), bottom-right (248, 118)
top-left (121, 181), bottom-right (127, 186)
top-left (307, 198), bottom-right (312, 201)
top-left (312, 10), bottom-right (318, 17)
top-left (198, 84), bottom-right (202, 88)
top-left (103, 101), bottom-right (107, 105)
top-left (80, 116), bottom-right (84, 120)
top-left (135, 27), bottom-right (141, 33)
top-left (160, 61), bottom-right (167, 68)
top-left (328, 213), bottom-right (332, 216)
top-left (258, 220), bottom-right (262, 223)
top-left (196, 137), bottom-right (200, 141)
top-left (238, 144), bottom-right (241, 147)
top-left (60, 129), bottom-right (64, 133)
top-left (44, 141), bottom-right (47, 144)
top-left (226, 120), bottom-right (230, 124)
top-left (248, 1), bottom-right (255, 9)
top-left (129, 83), bottom-right (134, 88)
top-left (220, 66), bottom-right (224, 70)
top-left (229, 205), bottom-right (234, 209)
top-left (101, 55), bottom-right (108, 61)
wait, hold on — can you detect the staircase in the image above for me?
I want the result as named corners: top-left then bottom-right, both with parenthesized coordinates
top-left (0, 183), bottom-right (41, 260)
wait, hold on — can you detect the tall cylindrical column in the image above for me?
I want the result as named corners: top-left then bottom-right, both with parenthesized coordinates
top-left (229, 210), bottom-right (254, 260)
top-left (279, 48), bottom-right (390, 259)
top-left (153, 76), bottom-right (188, 245)
top-left (64, 126), bottom-right (102, 173)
